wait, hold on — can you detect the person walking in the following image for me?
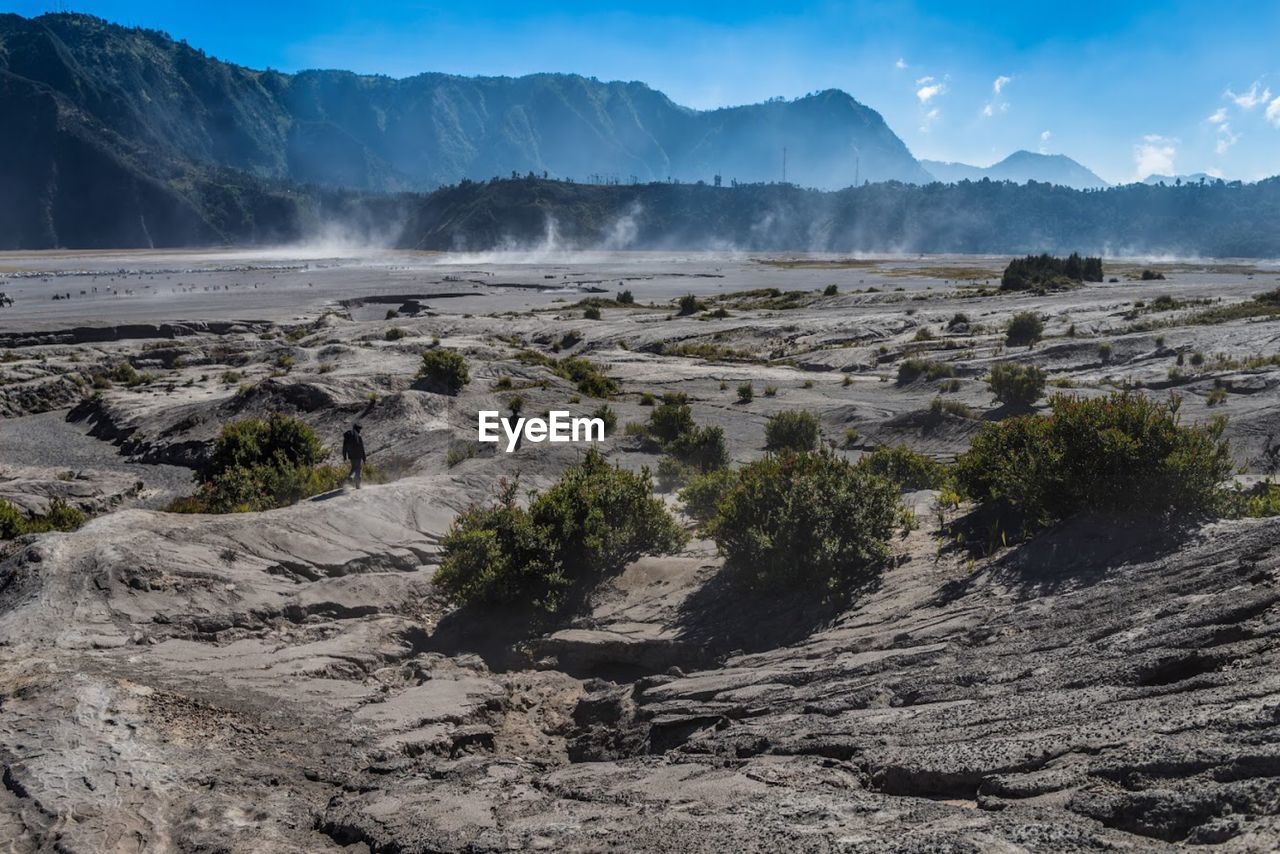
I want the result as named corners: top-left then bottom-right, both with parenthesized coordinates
top-left (342, 423), bottom-right (367, 488)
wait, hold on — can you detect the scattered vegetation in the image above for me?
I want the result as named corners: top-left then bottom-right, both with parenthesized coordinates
top-left (0, 497), bottom-right (87, 539)
top-left (896, 358), bottom-right (956, 385)
top-left (677, 293), bottom-right (705, 315)
top-left (987, 362), bottom-right (1046, 407)
top-left (166, 414), bottom-right (345, 514)
top-left (1005, 312), bottom-right (1045, 347)
top-left (860, 444), bottom-right (947, 490)
top-left (517, 351), bottom-right (617, 397)
top-left (433, 451), bottom-right (686, 613)
top-left (1001, 253), bottom-right (1103, 291)
top-left (954, 392), bottom-right (1232, 531)
top-left (419, 349), bottom-right (471, 394)
top-left (763, 410), bottom-right (820, 451)
top-left (708, 451), bottom-right (899, 593)
top-left (678, 467), bottom-right (739, 523)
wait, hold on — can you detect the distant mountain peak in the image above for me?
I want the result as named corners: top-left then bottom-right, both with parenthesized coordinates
top-left (922, 150), bottom-right (1108, 190)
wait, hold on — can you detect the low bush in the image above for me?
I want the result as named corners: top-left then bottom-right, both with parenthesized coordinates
top-left (987, 362), bottom-right (1046, 407)
top-left (590, 404), bottom-right (618, 435)
top-left (648, 400), bottom-right (696, 443)
top-left (419, 349), bottom-right (470, 394)
top-left (764, 410), bottom-right (820, 451)
top-left (1005, 312), bottom-right (1044, 347)
top-left (679, 467), bottom-right (739, 523)
top-left (434, 451), bottom-right (686, 612)
top-left (709, 451), bottom-right (899, 592)
top-left (897, 358), bottom-right (955, 385)
top-left (655, 456), bottom-right (693, 492)
top-left (860, 444), bottom-right (946, 490)
top-left (168, 414), bottom-right (344, 513)
top-left (677, 294), bottom-right (704, 315)
top-left (667, 425), bottom-right (729, 471)
top-left (737, 383), bottom-right (754, 403)
top-left (954, 392), bottom-right (1232, 530)
top-left (0, 497), bottom-right (87, 539)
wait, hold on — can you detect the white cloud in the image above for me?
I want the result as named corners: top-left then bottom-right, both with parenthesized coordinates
top-left (1267, 95), bottom-right (1280, 127)
top-left (1038, 130), bottom-right (1051, 154)
top-left (1207, 107), bottom-right (1228, 124)
top-left (895, 57), bottom-right (907, 70)
top-left (919, 108), bottom-right (940, 132)
top-left (981, 104), bottom-right (993, 117)
top-left (1206, 167), bottom-right (1224, 179)
top-left (916, 81), bottom-right (945, 103)
top-left (1226, 81), bottom-right (1272, 109)
top-left (992, 75), bottom-right (1012, 94)
top-left (1133, 134), bottom-right (1177, 179)
top-left (1215, 123), bottom-right (1240, 154)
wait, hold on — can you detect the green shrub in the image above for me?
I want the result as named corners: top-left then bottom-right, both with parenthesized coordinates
top-left (987, 362), bottom-right (1046, 407)
top-left (737, 383), bottom-right (754, 403)
top-left (201, 413), bottom-right (325, 483)
top-left (555, 356), bottom-right (617, 398)
top-left (954, 392), bottom-right (1232, 530)
top-left (385, 327), bottom-right (407, 341)
top-left (0, 497), bottom-right (86, 539)
top-left (590, 404), bottom-right (618, 435)
top-left (679, 467), bottom-right (739, 523)
top-left (823, 284), bottom-right (839, 296)
top-left (446, 441), bottom-right (480, 467)
top-left (170, 414), bottom-right (340, 513)
top-left (1098, 341), bottom-right (1114, 363)
top-left (648, 401), bottom-right (696, 443)
top-left (677, 294), bottom-right (704, 315)
top-left (764, 410), bottom-right (820, 451)
top-left (709, 451), bottom-right (899, 592)
top-left (617, 290), bottom-right (635, 305)
top-left (860, 444), bottom-right (946, 490)
top-left (583, 306), bottom-right (602, 320)
top-left (947, 313), bottom-right (970, 330)
top-left (763, 384), bottom-right (779, 397)
top-left (419, 349), bottom-right (470, 394)
top-left (656, 456), bottom-right (693, 492)
top-left (897, 358), bottom-right (955, 385)
top-left (1005, 312), bottom-right (1044, 347)
top-left (667, 425), bottom-right (729, 471)
top-left (434, 452), bottom-right (686, 612)
top-left (639, 391), bottom-right (656, 406)
top-left (0, 499), bottom-right (27, 539)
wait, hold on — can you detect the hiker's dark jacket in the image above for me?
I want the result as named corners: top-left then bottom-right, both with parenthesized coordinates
top-left (342, 429), bottom-right (366, 462)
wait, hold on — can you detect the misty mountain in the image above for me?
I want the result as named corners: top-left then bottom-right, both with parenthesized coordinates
top-left (399, 176), bottom-right (1280, 258)
top-left (922, 151), bottom-right (1109, 190)
top-left (1142, 173), bottom-right (1217, 186)
top-left (0, 11), bottom-right (927, 240)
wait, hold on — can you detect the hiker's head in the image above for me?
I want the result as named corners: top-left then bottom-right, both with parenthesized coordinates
top-left (353, 423), bottom-right (362, 433)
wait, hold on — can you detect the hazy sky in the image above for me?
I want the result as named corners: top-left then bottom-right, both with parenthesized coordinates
top-left (11, 0), bottom-right (1280, 183)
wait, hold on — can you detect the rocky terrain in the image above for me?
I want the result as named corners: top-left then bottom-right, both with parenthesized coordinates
top-left (2, 250), bottom-right (1280, 851)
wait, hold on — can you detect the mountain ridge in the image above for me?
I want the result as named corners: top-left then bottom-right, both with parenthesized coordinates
top-left (922, 150), bottom-right (1109, 189)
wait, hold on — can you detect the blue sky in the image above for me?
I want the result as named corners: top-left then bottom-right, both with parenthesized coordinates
top-left (10, 0), bottom-right (1280, 183)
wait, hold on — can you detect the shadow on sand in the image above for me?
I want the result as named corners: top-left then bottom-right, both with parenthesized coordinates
top-left (672, 563), bottom-right (881, 660)
top-left (934, 509), bottom-right (1202, 605)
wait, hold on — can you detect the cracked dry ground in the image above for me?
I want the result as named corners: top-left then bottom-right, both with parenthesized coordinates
top-left (1, 474), bottom-right (1279, 852)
